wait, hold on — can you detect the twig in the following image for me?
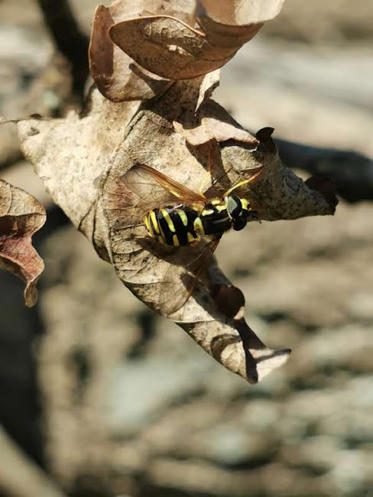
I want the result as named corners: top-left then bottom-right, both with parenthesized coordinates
top-left (37, 0), bottom-right (89, 101)
top-left (277, 138), bottom-right (373, 203)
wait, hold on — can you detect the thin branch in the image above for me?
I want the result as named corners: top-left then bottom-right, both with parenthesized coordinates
top-left (37, 0), bottom-right (89, 100)
top-left (277, 138), bottom-right (373, 203)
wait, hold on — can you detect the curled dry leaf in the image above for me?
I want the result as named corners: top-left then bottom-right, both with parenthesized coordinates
top-left (173, 99), bottom-right (259, 146)
top-left (0, 180), bottom-right (46, 307)
top-left (109, 14), bottom-right (218, 80)
top-left (89, 4), bottom-right (173, 102)
top-left (197, 0), bottom-right (286, 25)
top-left (17, 77), bottom-right (337, 383)
top-left (90, 0), bottom-right (286, 101)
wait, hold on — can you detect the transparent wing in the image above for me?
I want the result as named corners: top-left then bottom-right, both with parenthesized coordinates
top-left (159, 235), bottom-right (222, 315)
top-left (109, 164), bottom-right (207, 231)
top-left (127, 164), bottom-right (207, 204)
top-left (103, 164), bottom-right (198, 233)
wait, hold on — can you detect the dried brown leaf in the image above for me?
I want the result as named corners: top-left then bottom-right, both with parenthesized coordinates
top-left (89, 4), bottom-right (172, 102)
top-left (90, 0), bottom-right (286, 101)
top-left (173, 99), bottom-right (258, 146)
top-left (198, 0), bottom-right (286, 26)
top-left (195, 69), bottom-right (220, 111)
top-left (0, 180), bottom-right (46, 306)
top-left (109, 15), bottom-right (222, 80)
top-left (17, 82), bottom-right (336, 383)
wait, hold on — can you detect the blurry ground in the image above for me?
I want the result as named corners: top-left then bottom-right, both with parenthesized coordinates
top-left (0, 1), bottom-right (372, 497)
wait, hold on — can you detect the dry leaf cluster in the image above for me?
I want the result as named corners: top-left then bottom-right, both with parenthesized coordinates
top-left (89, 0), bottom-right (285, 102)
top-left (0, 179), bottom-right (45, 307)
top-left (1, 0), bottom-right (337, 383)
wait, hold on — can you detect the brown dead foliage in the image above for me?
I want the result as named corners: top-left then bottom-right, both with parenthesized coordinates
top-left (15, 0), bottom-right (337, 383)
top-left (90, 0), bottom-right (285, 102)
top-left (17, 79), bottom-right (336, 382)
top-left (0, 180), bottom-right (46, 306)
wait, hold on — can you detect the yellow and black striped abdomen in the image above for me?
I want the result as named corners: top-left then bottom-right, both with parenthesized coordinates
top-left (144, 206), bottom-right (202, 246)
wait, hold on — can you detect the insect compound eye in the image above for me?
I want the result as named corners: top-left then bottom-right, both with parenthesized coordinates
top-left (226, 195), bottom-right (242, 220)
top-left (232, 214), bottom-right (248, 231)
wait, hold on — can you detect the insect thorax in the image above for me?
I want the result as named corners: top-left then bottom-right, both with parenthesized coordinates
top-left (200, 199), bottom-right (231, 236)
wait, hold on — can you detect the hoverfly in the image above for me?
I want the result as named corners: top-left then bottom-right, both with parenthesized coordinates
top-left (136, 164), bottom-right (262, 246)
top-left (113, 160), bottom-right (262, 316)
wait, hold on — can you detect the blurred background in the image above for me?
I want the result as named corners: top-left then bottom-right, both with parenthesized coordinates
top-left (0, 1), bottom-right (372, 496)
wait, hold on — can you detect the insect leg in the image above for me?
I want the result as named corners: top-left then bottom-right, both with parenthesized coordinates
top-left (223, 167), bottom-right (263, 197)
